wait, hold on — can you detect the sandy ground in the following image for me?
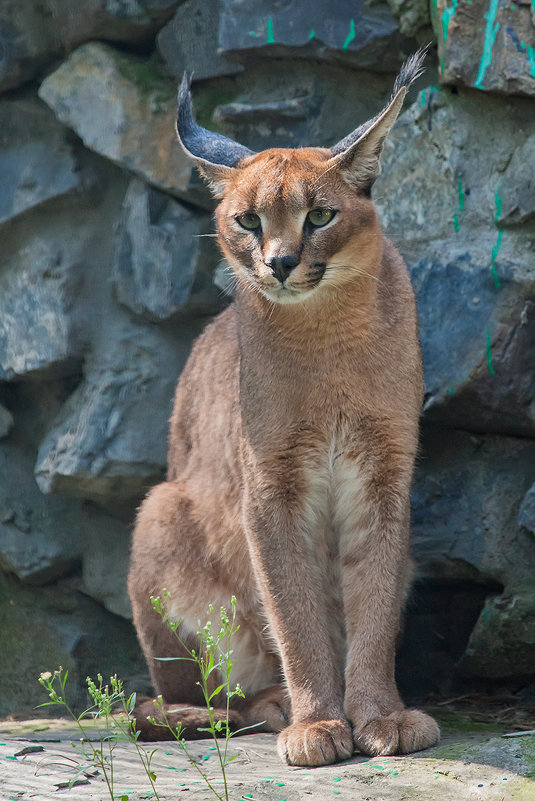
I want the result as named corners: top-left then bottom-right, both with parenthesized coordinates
top-left (1, 717), bottom-right (534, 801)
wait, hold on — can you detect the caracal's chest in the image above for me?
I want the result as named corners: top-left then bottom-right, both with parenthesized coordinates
top-left (304, 425), bottom-right (373, 536)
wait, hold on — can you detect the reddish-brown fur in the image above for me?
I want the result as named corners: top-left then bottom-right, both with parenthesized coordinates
top-left (128, 65), bottom-right (440, 766)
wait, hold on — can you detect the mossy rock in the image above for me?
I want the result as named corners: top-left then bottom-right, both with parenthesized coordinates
top-left (0, 603), bottom-right (77, 716)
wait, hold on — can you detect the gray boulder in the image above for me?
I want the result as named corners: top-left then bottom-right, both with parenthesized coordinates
top-left (218, 0), bottom-right (413, 72)
top-left (35, 320), bottom-right (203, 509)
top-left (459, 591), bottom-right (535, 679)
top-left (0, 94), bottom-right (82, 227)
top-left (0, 380), bottom-right (136, 616)
top-left (81, 505), bottom-right (133, 619)
top-left (375, 84), bottom-right (535, 436)
top-left (47, 0), bottom-right (182, 48)
top-left (412, 427), bottom-right (535, 589)
top-left (496, 135), bottom-right (535, 226)
top-left (203, 60), bottom-right (398, 153)
top-left (113, 178), bottom-right (222, 321)
top-left (0, 227), bottom-right (83, 381)
top-left (519, 483), bottom-right (535, 535)
top-left (412, 255), bottom-right (535, 437)
top-left (0, 0), bottom-right (182, 95)
top-left (386, 0), bottom-right (431, 38)
top-left (432, 0), bottom-right (535, 96)
top-left (0, 2), bottom-right (56, 94)
top-left (0, 440), bottom-right (85, 584)
top-left (159, 0), bottom-right (414, 82)
top-left (39, 43), bottom-right (211, 208)
top-left (376, 85), bottom-right (534, 244)
top-left (0, 570), bottom-right (145, 716)
top-left (157, 0), bottom-right (243, 80)
top-left (412, 426), bottom-right (535, 679)
top-left (0, 440), bottom-right (135, 617)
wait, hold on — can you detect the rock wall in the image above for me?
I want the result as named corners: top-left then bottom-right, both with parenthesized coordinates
top-left (0, 0), bottom-right (534, 714)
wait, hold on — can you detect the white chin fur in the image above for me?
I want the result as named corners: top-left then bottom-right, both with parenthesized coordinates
top-left (260, 283), bottom-right (320, 305)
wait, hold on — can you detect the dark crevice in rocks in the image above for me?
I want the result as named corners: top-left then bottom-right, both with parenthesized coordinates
top-left (397, 579), bottom-right (504, 703)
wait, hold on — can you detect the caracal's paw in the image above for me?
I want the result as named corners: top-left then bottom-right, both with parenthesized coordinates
top-left (242, 685), bottom-right (291, 733)
top-left (353, 709), bottom-right (439, 756)
top-left (277, 719), bottom-right (353, 766)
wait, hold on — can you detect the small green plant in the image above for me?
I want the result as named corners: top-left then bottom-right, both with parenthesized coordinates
top-left (37, 595), bottom-right (251, 801)
top-left (150, 592), bottom-right (257, 801)
top-left (38, 668), bottom-right (161, 801)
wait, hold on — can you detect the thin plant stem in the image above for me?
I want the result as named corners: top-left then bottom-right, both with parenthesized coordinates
top-left (149, 593), bottom-right (248, 801)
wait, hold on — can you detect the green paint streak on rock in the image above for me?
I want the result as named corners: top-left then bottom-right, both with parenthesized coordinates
top-left (441, 0), bottom-right (458, 40)
top-left (267, 17), bottom-right (275, 44)
top-left (342, 19), bottom-right (356, 50)
top-left (526, 45), bottom-right (535, 78)
top-left (420, 89), bottom-right (427, 107)
top-left (475, 0), bottom-right (501, 89)
top-left (491, 189), bottom-right (503, 287)
top-left (453, 213), bottom-right (460, 232)
top-left (458, 176), bottom-right (465, 210)
top-left (487, 329), bottom-right (496, 375)
top-left (309, 29), bottom-right (316, 39)
top-left (491, 231), bottom-right (503, 286)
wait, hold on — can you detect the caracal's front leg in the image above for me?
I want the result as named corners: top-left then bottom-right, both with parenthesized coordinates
top-left (242, 450), bottom-right (352, 767)
top-left (337, 434), bottom-right (440, 756)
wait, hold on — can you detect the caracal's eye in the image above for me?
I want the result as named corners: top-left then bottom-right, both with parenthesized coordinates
top-left (236, 212), bottom-right (261, 231)
top-left (307, 208), bottom-right (335, 227)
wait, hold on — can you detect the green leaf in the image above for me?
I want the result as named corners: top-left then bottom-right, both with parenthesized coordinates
top-left (153, 656), bottom-right (182, 662)
top-left (149, 771), bottom-right (157, 781)
top-left (127, 692), bottom-right (137, 714)
top-left (208, 684), bottom-right (226, 701)
top-left (232, 720), bottom-right (265, 736)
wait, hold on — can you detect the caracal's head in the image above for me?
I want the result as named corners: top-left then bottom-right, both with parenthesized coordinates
top-left (176, 51), bottom-right (426, 306)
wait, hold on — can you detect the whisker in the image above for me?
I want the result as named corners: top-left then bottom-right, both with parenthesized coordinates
top-left (329, 263), bottom-right (378, 281)
top-left (327, 263), bottom-right (393, 296)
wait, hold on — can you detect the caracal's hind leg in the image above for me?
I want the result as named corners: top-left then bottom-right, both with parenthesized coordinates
top-left (128, 481), bottom-right (287, 740)
top-left (128, 482), bottom-right (246, 739)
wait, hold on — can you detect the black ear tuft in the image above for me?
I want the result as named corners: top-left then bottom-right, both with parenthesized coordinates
top-left (176, 73), bottom-right (256, 168)
top-left (391, 45), bottom-right (430, 97)
top-left (330, 47), bottom-right (429, 157)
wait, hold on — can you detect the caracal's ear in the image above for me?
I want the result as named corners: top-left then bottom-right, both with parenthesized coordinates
top-left (327, 48), bottom-right (428, 192)
top-left (176, 73), bottom-right (256, 197)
